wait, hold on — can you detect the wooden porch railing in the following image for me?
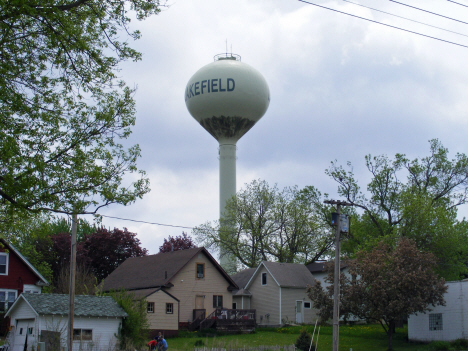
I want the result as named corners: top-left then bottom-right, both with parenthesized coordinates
top-left (195, 309), bottom-right (256, 331)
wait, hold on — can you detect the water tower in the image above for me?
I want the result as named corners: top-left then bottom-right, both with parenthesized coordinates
top-left (185, 53), bottom-right (270, 273)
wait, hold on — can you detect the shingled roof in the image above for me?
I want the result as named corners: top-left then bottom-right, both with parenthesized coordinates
top-left (102, 247), bottom-right (238, 292)
top-left (6, 293), bottom-right (127, 318)
top-left (231, 268), bottom-right (256, 289)
top-left (246, 261), bottom-right (315, 289)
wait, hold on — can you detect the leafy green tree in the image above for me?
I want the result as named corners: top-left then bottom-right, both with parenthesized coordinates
top-left (307, 238), bottom-right (447, 351)
top-left (194, 180), bottom-right (333, 271)
top-left (0, 0), bottom-right (158, 221)
top-left (326, 139), bottom-right (468, 279)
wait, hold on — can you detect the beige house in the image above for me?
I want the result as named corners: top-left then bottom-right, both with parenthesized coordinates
top-left (102, 247), bottom-right (238, 334)
top-left (232, 262), bottom-right (317, 327)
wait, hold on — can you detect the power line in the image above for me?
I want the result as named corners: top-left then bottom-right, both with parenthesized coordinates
top-left (99, 214), bottom-right (194, 230)
top-left (389, 0), bottom-right (468, 26)
top-left (447, 0), bottom-right (468, 8)
top-left (298, 0), bottom-right (468, 49)
top-left (343, 0), bottom-right (468, 38)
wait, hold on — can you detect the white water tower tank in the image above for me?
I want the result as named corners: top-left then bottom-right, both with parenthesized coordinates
top-left (185, 54), bottom-right (270, 272)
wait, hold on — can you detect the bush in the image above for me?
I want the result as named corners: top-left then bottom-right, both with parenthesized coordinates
top-left (108, 290), bottom-right (149, 350)
top-left (295, 328), bottom-right (315, 351)
top-left (194, 340), bottom-right (204, 347)
top-left (451, 339), bottom-right (468, 349)
top-left (428, 341), bottom-right (451, 351)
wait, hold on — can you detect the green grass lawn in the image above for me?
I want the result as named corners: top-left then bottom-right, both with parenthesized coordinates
top-left (167, 324), bottom-right (436, 351)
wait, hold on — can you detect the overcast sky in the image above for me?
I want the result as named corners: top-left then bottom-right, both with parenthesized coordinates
top-left (82, 0), bottom-right (468, 255)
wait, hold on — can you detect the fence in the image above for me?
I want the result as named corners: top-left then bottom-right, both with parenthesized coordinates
top-left (195, 345), bottom-right (296, 351)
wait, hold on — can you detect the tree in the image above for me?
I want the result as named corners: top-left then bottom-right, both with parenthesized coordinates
top-left (159, 232), bottom-right (197, 253)
top-left (307, 238), bottom-right (447, 351)
top-left (83, 227), bottom-right (148, 280)
top-left (54, 264), bottom-right (98, 295)
top-left (107, 290), bottom-right (149, 350)
top-left (194, 180), bottom-right (333, 271)
top-left (0, 0), bottom-right (159, 222)
top-left (326, 139), bottom-right (468, 279)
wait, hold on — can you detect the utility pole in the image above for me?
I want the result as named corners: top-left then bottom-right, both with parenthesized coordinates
top-left (67, 213), bottom-right (77, 351)
top-left (324, 200), bottom-right (352, 351)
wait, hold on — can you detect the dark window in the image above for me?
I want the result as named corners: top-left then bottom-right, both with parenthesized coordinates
top-left (73, 329), bottom-right (92, 341)
top-left (166, 303), bottom-right (173, 314)
top-left (0, 291), bottom-right (16, 311)
top-left (19, 328), bottom-right (23, 335)
top-left (0, 254), bottom-right (7, 274)
top-left (28, 328), bottom-right (33, 335)
top-left (147, 302), bottom-right (154, 313)
top-left (262, 273), bottom-right (267, 285)
top-left (213, 295), bottom-right (223, 308)
top-left (232, 302), bottom-right (237, 309)
top-left (196, 263), bottom-right (204, 278)
top-left (304, 302), bottom-right (311, 309)
top-left (429, 313), bottom-right (443, 331)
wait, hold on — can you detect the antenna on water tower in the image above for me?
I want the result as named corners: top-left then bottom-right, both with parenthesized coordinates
top-left (185, 53), bottom-right (270, 273)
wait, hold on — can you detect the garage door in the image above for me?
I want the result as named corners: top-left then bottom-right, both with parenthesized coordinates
top-left (13, 319), bottom-right (35, 351)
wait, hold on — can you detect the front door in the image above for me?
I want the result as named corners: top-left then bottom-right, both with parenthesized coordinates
top-left (296, 301), bottom-right (303, 324)
top-left (194, 295), bottom-right (205, 320)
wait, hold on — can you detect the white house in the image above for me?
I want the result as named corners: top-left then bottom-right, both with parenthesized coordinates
top-left (5, 293), bottom-right (127, 351)
top-left (232, 262), bottom-right (317, 326)
top-left (408, 280), bottom-right (467, 342)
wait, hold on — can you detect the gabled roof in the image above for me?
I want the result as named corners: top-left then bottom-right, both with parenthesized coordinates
top-left (0, 239), bottom-right (49, 286)
top-left (6, 293), bottom-right (127, 318)
top-left (246, 261), bottom-right (315, 289)
top-left (102, 247), bottom-right (238, 292)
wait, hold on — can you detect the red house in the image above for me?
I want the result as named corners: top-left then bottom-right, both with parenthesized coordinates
top-left (0, 238), bottom-right (49, 334)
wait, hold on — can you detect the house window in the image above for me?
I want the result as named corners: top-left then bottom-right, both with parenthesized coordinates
top-left (28, 328), bottom-right (33, 335)
top-left (213, 295), bottom-right (223, 308)
top-left (73, 329), bottom-right (92, 341)
top-left (304, 302), bottom-right (311, 309)
top-left (232, 302), bottom-right (237, 309)
top-left (0, 253), bottom-right (8, 275)
top-left (147, 302), bottom-right (154, 313)
top-left (196, 263), bottom-right (205, 279)
top-left (166, 303), bottom-right (173, 314)
top-left (0, 290), bottom-right (17, 312)
top-left (262, 273), bottom-right (267, 285)
top-left (429, 313), bottom-right (443, 331)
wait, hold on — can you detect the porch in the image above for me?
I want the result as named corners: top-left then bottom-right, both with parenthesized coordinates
top-left (190, 309), bottom-right (256, 332)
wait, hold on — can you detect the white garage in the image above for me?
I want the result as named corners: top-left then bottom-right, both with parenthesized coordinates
top-left (5, 293), bottom-right (127, 351)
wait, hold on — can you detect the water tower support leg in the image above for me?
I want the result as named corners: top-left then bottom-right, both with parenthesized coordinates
top-left (219, 143), bottom-right (237, 273)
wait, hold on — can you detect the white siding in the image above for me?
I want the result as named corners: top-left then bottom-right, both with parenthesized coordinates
top-left (37, 315), bottom-right (121, 351)
top-left (280, 288), bottom-right (318, 325)
top-left (248, 266), bottom-right (280, 326)
top-left (409, 280), bottom-right (468, 342)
